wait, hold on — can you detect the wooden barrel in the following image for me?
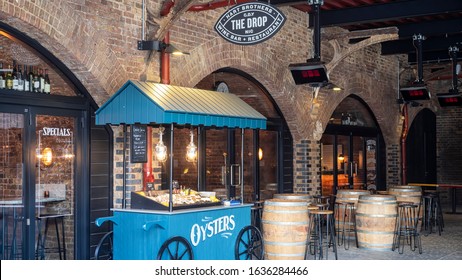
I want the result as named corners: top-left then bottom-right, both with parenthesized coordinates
top-left (356, 195), bottom-right (398, 251)
top-left (336, 189), bottom-right (370, 207)
top-left (273, 193), bottom-right (313, 204)
top-left (387, 185), bottom-right (422, 206)
top-left (262, 199), bottom-right (309, 260)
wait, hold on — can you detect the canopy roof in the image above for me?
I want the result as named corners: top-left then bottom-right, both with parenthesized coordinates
top-left (95, 80), bottom-right (266, 129)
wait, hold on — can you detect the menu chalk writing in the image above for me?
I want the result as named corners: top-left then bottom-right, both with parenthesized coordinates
top-left (130, 124), bottom-right (147, 163)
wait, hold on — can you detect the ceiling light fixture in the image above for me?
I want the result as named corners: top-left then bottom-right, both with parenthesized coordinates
top-left (137, 0), bottom-right (189, 55)
top-left (137, 40), bottom-right (190, 55)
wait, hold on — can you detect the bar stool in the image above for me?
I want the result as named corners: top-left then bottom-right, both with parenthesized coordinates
top-left (36, 214), bottom-right (67, 260)
top-left (334, 201), bottom-right (357, 250)
top-left (1, 205), bottom-right (23, 260)
top-left (421, 193), bottom-right (443, 236)
top-left (313, 195), bottom-right (331, 208)
top-left (423, 190), bottom-right (444, 228)
top-left (306, 209), bottom-right (337, 260)
top-left (393, 202), bottom-right (422, 254)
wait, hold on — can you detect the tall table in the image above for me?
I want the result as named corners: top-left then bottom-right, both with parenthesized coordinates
top-left (408, 183), bottom-right (462, 214)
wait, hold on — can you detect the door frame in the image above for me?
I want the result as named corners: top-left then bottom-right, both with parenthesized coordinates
top-left (322, 124), bottom-right (385, 194)
top-left (0, 99), bottom-right (90, 260)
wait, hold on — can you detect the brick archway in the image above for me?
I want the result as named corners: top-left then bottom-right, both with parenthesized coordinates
top-left (169, 37), bottom-right (319, 142)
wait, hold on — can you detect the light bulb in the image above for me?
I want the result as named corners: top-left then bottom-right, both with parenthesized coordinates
top-left (155, 127), bottom-right (168, 162)
top-left (155, 141), bottom-right (167, 162)
top-left (186, 130), bottom-right (197, 162)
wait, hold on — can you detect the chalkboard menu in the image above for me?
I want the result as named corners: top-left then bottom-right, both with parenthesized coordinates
top-left (130, 124), bottom-right (147, 163)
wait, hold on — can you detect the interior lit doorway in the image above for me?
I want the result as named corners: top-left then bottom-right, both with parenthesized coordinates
top-left (320, 96), bottom-right (385, 196)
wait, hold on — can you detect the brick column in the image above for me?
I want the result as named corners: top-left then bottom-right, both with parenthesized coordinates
top-left (294, 139), bottom-right (321, 195)
top-left (386, 144), bottom-right (400, 187)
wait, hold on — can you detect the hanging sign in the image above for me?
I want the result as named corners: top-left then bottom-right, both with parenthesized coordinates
top-left (214, 2), bottom-right (286, 45)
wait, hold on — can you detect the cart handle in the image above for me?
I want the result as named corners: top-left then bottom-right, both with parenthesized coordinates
top-left (95, 216), bottom-right (118, 227)
top-left (142, 219), bottom-right (167, 231)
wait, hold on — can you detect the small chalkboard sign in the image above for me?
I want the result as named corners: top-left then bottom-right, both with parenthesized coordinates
top-left (130, 124), bottom-right (147, 163)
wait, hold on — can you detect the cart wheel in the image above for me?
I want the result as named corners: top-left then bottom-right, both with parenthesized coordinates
top-left (235, 225), bottom-right (264, 260)
top-left (94, 231), bottom-right (113, 260)
top-left (157, 236), bottom-right (194, 260)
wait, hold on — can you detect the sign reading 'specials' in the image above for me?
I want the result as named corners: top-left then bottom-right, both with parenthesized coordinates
top-left (214, 2), bottom-right (286, 45)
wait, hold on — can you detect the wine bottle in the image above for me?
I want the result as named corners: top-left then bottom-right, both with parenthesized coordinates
top-left (23, 65), bottom-right (29, 92)
top-left (28, 66), bottom-right (34, 92)
top-left (5, 64), bottom-right (13, 90)
top-left (17, 65), bottom-right (24, 91)
top-left (12, 61), bottom-right (18, 90)
top-left (33, 67), bottom-right (40, 93)
top-left (0, 62), bottom-right (5, 89)
top-left (44, 69), bottom-right (51, 94)
top-left (39, 68), bottom-right (45, 93)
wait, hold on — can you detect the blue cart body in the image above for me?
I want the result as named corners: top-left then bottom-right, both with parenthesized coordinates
top-left (96, 204), bottom-right (251, 260)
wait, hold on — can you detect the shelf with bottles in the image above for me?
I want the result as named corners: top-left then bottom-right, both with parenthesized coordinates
top-left (339, 113), bottom-right (365, 126)
top-left (0, 60), bottom-right (52, 94)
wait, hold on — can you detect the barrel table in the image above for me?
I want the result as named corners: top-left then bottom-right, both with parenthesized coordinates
top-left (356, 195), bottom-right (398, 251)
top-left (387, 185), bottom-right (422, 206)
top-left (273, 193), bottom-right (313, 204)
top-left (262, 199), bottom-right (309, 260)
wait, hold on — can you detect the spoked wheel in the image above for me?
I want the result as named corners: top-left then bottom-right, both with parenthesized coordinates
top-left (235, 225), bottom-right (264, 260)
top-left (157, 236), bottom-right (194, 260)
top-left (94, 231), bottom-right (113, 260)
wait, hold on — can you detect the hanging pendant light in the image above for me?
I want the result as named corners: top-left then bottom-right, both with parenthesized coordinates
top-left (186, 129), bottom-right (197, 163)
top-left (155, 126), bottom-right (167, 162)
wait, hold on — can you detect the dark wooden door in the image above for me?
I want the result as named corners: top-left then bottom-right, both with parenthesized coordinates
top-left (406, 109), bottom-right (437, 184)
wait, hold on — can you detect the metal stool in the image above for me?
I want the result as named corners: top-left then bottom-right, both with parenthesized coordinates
top-left (423, 190), bottom-right (444, 228)
top-left (393, 202), bottom-right (422, 254)
top-left (421, 194), bottom-right (443, 236)
top-left (334, 201), bottom-right (357, 250)
top-left (306, 209), bottom-right (337, 260)
top-left (36, 214), bottom-right (67, 260)
top-left (313, 195), bottom-right (331, 206)
top-left (1, 205), bottom-right (23, 260)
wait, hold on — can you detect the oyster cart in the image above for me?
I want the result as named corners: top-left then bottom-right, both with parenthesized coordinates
top-left (94, 81), bottom-right (267, 260)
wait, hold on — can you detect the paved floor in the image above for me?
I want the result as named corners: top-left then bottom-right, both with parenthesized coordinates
top-left (330, 205), bottom-right (462, 260)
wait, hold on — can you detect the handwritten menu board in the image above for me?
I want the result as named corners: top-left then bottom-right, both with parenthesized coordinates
top-left (130, 124), bottom-right (147, 163)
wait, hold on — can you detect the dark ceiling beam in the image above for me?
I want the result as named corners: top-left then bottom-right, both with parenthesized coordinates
top-left (381, 35), bottom-right (462, 55)
top-left (395, 18), bottom-right (462, 38)
top-left (407, 50), bottom-right (462, 65)
top-left (306, 0), bottom-right (462, 27)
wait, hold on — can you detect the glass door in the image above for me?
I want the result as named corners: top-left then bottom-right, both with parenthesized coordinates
top-left (233, 129), bottom-right (254, 202)
top-left (350, 136), bottom-right (366, 190)
top-left (321, 135), bottom-right (375, 196)
top-left (0, 108), bottom-right (80, 260)
top-left (259, 130), bottom-right (278, 201)
top-left (35, 114), bottom-right (76, 260)
top-left (0, 112), bottom-right (25, 260)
